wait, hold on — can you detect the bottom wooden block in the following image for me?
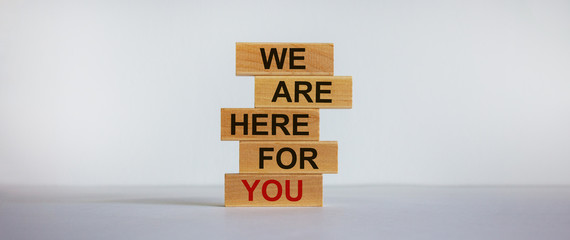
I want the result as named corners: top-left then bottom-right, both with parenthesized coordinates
top-left (225, 173), bottom-right (323, 207)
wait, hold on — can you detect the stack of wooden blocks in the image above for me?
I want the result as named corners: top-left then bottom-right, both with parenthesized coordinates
top-left (221, 43), bottom-right (352, 207)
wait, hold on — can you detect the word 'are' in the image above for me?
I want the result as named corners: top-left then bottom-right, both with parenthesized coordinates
top-left (272, 81), bottom-right (332, 103)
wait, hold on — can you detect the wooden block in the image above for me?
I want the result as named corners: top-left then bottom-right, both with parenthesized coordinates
top-left (255, 76), bottom-right (352, 108)
top-left (221, 108), bottom-right (319, 141)
top-left (225, 173), bottom-right (322, 207)
top-left (236, 43), bottom-right (334, 76)
top-left (240, 141), bottom-right (337, 174)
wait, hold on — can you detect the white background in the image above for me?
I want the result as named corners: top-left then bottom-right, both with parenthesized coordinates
top-left (1, 0), bottom-right (569, 186)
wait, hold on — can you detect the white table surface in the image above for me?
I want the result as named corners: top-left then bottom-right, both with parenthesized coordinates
top-left (1, 185), bottom-right (569, 240)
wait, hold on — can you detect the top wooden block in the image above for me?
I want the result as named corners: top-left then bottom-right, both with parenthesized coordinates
top-left (236, 43), bottom-right (334, 76)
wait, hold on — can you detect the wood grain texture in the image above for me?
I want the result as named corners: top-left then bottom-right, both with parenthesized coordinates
top-left (236, 43), bottom-right (334, 76)
top-left (239, 141), bottom-right (337, 174)
top-left (255, 76), bottom-right (352, 108)
top-left (221, 108), bottom-right (319, 141)
top-left (225, 173), bottom-right (323, 207)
